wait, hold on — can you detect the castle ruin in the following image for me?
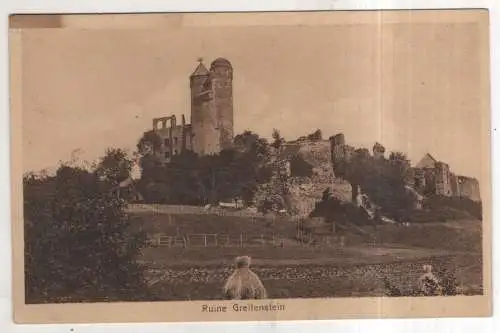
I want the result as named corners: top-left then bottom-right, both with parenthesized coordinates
top-left (329, 134), bottom-right (481, 202)
top-left (413, 153), bottom-right (481, 201)
top-left (151, 58), bottom-right (234, 160)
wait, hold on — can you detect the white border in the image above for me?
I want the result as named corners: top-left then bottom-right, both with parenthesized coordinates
top-left (1, 1), bottom-right (498, 332)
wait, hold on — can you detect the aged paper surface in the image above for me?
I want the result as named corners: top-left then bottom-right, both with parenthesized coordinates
top-left (10, 9), bottom-right (492, 323)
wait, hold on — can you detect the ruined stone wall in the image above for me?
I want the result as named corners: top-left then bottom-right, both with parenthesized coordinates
top-left (282, 139), bottom-right (352, 217)
top-left (434, 162), bottom-right (453, 196)
top-left (413, 168), bottom-right (426, 190)
top-left (329, 134), bottom-right (355, 178)
top-left (295, 140), bottom-right (332, 165)
top-left (403, 165), bottom-right (415, 187)
top-left (156, 125), bottom-right (183, 159)
top-left (450, 173), bottom-right (459, 197)
top-left (153, 115), bottom-right (191, 161)
top-left (458, 176), bottom-right (481, 202)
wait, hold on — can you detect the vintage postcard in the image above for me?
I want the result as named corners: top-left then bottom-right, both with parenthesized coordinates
top-left (10, 9), bottom-right (492, 324)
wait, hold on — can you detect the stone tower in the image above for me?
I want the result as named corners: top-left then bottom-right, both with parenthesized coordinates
top-left (210, 58), bottom-right (234, 151)
top-left (189, 59), bottom-right (213, 155)
top-left (190, 58), bottom-right (234, 155)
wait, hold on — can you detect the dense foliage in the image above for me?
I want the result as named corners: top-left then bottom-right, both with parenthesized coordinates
top-left (423, 195), bottom-right (482, 221)
top-left (24, 149), bottom-right (148, 303)
top-left (289, 155), bottom-right (314, 178)
top-left (307, 129), bottom-right (323, 141)
top-left (136, 130), bottom-right (273, 205)
top-left (310, 197), bottom-right (373, 226)
top-left (341, 149), bottom-right (415, 221)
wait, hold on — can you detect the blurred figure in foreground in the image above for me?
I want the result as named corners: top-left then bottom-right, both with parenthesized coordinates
top-left (223, 256), bottom-right (268, 300)
top-left (418, 264), bottom-right (442, 296)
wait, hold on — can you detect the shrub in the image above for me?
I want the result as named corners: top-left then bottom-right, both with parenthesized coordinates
top-left (24, 164), bottom-right (148, 303)
top-left (384, 269), bottom-right (460, 297)
top-left (424, 195), bottom-right (482, 220)
top-left (310, 197), bottom-right (373, 226)
top-left (290, 155), bottom-right (314, 178)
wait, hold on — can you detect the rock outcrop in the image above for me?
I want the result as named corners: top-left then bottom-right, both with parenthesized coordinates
top-left (254, 140), bottom-right (352, 218)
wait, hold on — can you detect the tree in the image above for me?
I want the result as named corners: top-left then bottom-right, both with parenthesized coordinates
top-left (343, 148), bottom-right (415, 221)
top-left (388, 151), bottom-right (414, 185)
top-left (271, 128), bottom-right (285, 150)
top-left (290, 155), bottom-right (314, 177)
top-left (24, 162), bottom-right (148, 303)
top-left (389, 151), bottom-right (407, 162)
top-left (94, 148), bottom-right (133, 186)
top-left (137, 130), bottom-right (163, 156)
top-left (194, 147), bottom-right (272, 205)
top-left (234, 130), bottom-right (271, 162)
top-left (307, 129), bottom-right (323, 141)
top-left (133, 129), bottom-right (273, 206)
top-left (135, 130), bottom-right (171, 202)
top-left (136, 131), bottom-right (164, 176)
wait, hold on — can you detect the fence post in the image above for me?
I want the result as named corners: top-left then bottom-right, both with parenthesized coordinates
top-left (215, 234), bottom-right (218, 247)
top-left (261, 234), bottom-right (264, 246)
top-left (204, 234), bottom-right (207, 247)
top-left (240, 233), bottom-right (243, 248)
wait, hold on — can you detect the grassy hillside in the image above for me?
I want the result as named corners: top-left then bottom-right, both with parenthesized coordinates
top-left (129, 206), bottom-right (482, 254)
top-left (130, 210), bottom-right (297, 237)
top-left (366, 221), bottom-right (482, 253)
top-left (130, 208), bottom-right (483, 301)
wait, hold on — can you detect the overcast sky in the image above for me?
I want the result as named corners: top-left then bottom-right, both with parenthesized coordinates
top-left (19, 16), bottom-right (488, 185)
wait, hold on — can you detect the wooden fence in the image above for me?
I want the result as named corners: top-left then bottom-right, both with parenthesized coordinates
top-left (148, 232), bottom-right (348, 248)
top-left (149, 233), bottom-right (286, 248)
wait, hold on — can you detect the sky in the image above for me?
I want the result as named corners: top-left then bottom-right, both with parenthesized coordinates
top-left (18, 14), bottom-right (489, 186)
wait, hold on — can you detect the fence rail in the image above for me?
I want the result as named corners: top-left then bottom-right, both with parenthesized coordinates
top-left (148, 232), bottom-right (346, 248)
top-left (150, 233), bottom-right (284, 248)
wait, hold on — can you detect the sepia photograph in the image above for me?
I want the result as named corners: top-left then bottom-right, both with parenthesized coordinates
top-left (10, 9), bottom-right (492, 323)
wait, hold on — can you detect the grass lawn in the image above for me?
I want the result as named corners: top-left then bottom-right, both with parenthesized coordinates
top-left (130, 210), bottom-right (296, 237)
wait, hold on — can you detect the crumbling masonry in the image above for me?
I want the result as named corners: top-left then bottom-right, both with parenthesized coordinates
top-left (329, 134), bottom-right (481, 202)
top-left (150, 58), bottom-right (234, 161)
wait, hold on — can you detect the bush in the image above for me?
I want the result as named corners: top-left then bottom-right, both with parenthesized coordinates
top-left (408, 207), bottom-right (472, 223)
top-left (24, 165), bottom-right (148, 303)
top-left (310, 197), bottom-right (373, 226)
top-left (384, 269), bottom-right (459, 297)
top-left (136, 131), bottom-right (273, 205)
top-left (341, 151), bottom-right (415, 221)
top-left (424, 195), bottom-right (482, 220)
top-left (290, 155), bottom-right (314, 178)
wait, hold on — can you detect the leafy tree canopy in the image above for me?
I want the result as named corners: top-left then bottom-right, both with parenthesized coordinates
top-left (24, 153), bottom-right (148, 303)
